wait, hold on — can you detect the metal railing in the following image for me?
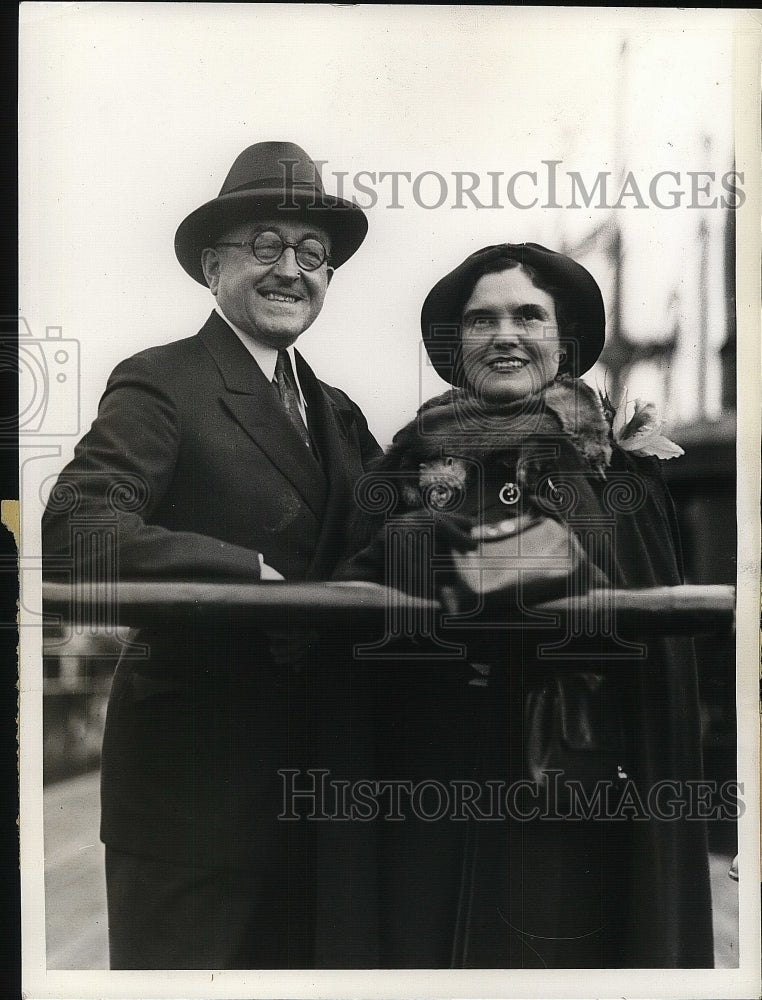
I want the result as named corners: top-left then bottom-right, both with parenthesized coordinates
top-left (41, 581), bottom-right (736, 637)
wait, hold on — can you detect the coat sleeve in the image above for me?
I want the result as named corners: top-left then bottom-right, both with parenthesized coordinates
top-left (641, 454), bottom-right (688, 583)
top-left (42, 354), bottom-right (266, 582)
top-left (332, 444), bottom-right (412, 584)
top-left (326, 385), bottom-right (384, 471)
top-left (608, 445), bottom-right (687, 587)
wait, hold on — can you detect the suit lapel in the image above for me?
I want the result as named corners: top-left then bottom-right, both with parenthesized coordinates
top-left (198, 313), bottom-right (328, 515)
top-left (295, 353), bottom-right (360, 578)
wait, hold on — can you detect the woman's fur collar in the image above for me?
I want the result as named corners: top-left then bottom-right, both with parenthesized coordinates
top-left (384, 375), bottom-right (613, 475)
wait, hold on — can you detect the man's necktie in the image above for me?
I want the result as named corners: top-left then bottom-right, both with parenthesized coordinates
top-left (273, 349), bottom-right (312, 451)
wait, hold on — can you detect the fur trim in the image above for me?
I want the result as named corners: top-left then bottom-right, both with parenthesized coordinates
top-left (542, 375), bottom-right (612, 472)
top-left (384, 376), bottom-right (612, 476)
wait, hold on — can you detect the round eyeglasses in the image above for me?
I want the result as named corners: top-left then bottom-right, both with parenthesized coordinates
top-left (215, 231), bottom-right (331, 271)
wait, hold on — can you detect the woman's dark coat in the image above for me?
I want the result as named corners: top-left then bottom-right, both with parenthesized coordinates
top-left (335, 378), bottom-right (714, 968)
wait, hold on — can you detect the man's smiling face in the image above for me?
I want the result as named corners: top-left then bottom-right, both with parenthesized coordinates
top-left (460, 266), bottom-right (562, 404)
top-left (202, 218), bottom-right (333, 349)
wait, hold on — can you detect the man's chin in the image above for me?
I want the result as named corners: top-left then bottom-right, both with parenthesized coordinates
top-left (244, 323), bottom-right (307, 351)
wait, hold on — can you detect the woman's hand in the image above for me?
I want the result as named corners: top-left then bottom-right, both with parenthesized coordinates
top-left (333, 509), bottom-right (478, 587)
top-left (390, 509), bottom-right (479, 553)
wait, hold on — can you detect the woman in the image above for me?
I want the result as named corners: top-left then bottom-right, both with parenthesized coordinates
top-left (337, 243), bottom-right (713, 968)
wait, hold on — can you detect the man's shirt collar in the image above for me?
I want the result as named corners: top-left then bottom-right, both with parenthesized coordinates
top-left (214, 304), bottom-right (307, 410)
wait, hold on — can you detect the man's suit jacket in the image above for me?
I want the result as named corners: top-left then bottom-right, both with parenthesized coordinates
top-left (42, 310), bottom-right (382, 871)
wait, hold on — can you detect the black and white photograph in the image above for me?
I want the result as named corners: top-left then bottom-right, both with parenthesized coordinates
top-left (18, 4), bottom-right (760, 998)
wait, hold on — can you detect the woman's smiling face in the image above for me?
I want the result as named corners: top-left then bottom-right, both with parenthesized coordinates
top-left (460, 267), bottom-right (563, 404)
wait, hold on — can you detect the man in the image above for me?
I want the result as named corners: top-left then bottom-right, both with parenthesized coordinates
top-left (42, 142), bottom-right (381, 969)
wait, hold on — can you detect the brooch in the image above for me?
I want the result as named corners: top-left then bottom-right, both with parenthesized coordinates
top-left (498, 481), bottom-right (521, 505)
top-left (417, 456), bottom-right (469, 511)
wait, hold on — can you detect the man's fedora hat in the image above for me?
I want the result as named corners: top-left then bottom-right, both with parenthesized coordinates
top-left (421, 243), bottom-right (606, 384)
top-left (175, 141), bottom-right (368, 284)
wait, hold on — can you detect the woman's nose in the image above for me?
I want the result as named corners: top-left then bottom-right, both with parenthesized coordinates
top-left (491, 319), bottom-right (523, 345)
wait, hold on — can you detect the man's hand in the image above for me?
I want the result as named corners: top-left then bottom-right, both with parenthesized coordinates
top-left (258, 553), bottom-right (285, 581)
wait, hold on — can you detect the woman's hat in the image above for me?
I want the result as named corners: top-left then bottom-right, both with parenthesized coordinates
top-left (175, 141), bottom-right (368, 284)
top-left (420, 243), bottom-right (606, 383)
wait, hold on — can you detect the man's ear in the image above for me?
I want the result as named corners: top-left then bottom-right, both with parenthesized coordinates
top-left (201, 248), bottom-right (221, 295)
top-left (326, 266), bottom-right (335, 287)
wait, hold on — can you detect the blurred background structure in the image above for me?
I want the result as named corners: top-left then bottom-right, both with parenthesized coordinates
top-left (560, 38), bottom-right (739, 837)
